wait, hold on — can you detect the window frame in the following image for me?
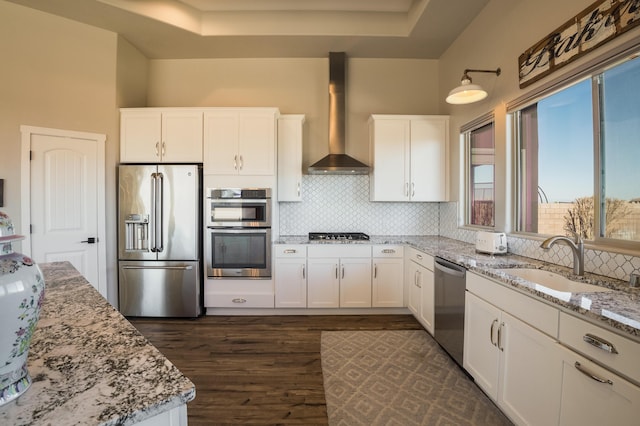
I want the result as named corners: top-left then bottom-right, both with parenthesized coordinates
top-left (509, 51), bottom-right (640, 252)
top-left (461, 113), bottom-right (496, 229)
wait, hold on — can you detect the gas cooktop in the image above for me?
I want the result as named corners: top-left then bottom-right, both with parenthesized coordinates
top-left (308, 232), bottom-right (370, 241)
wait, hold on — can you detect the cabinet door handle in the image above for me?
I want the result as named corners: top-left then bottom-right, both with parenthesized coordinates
top-left (583, 333), bottom-right (619, 354)
top-left (374, 264), bottom-right (378, 279)
top-left (405, 182), bottom-right (409, 197)
top-left (302, 266), bottom-right (305, 279)
top-left (297, 182), bottom-right (301, 197)
top-left (342, 266), bottom-right (345, 279)
top-left (155, 142), bottom-right (160, 157)
top-left (239, 155), bottom-right (243, 170)
top-left (411, 182), bottom-right (415, 197)
top-left (574, 361), bottom-right (613, 385)
top-left (234, 155), bottom-right (238, 170)
top-left (162, 141), bottom-right (166, 156)
top-left (490, 319), bottom-right (498, 347)
top-left (416, 270), bottom-right (422, 288)
top-left (497, 322), bottom-right (505, 351)
top-left (335, 265), bottom-right (338, 279)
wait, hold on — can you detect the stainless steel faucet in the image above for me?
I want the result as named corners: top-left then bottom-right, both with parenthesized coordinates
top-left (540, 234), bottom-right (585, 276)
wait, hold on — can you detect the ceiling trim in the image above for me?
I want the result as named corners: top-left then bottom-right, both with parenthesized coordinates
top-left (98, 0), bottom-right (417, 37)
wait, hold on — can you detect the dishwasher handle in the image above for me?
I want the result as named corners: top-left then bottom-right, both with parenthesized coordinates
top-left (434, 258), bottom-right (466, 277)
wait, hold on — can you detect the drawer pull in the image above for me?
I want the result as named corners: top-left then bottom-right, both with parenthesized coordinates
top-left (583, 333), bottom-right (619, 354)
top-left (284, 249), bottom-right (297, 253)
top-left (416, 254), bottom-right (423, 260)
top-left (574, 362), bottom-right (613, 385)
top-left (382, 249), bottom-right (396, 254)
top-left (232, 298), bottom-right (247, 304)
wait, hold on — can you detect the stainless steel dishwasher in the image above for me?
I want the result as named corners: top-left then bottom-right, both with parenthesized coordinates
top-left (434, 257), bottom-right (466, 366)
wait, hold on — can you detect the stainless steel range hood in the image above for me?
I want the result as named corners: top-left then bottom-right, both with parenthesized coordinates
top-left (308, 52), bottom-right (369, 175)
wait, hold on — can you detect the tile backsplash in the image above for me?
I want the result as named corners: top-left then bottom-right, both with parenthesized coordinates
top-left (278, 175), bottom-right (439, 236)
top-left (278, 175), bottom-right (640, 282)
top-left (438, 202), bottom-right (640, 282)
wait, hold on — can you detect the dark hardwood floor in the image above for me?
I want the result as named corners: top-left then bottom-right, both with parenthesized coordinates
top-left (129, 315), bottom-right (422, 425)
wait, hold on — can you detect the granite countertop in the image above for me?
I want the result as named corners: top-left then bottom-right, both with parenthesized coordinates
top-left (276, 235), bottom-right (640, 342)
top-left (0, 262), bottom-right (195, 426)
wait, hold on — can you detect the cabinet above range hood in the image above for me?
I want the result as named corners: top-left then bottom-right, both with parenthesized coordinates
top-left (308, 52), bottom-right (369, 175)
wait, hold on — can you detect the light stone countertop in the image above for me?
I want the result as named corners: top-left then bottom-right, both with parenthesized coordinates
top-left (0, 262), bottom-right (195, 426)
top-left (275, 235), bottom-right (640, 341)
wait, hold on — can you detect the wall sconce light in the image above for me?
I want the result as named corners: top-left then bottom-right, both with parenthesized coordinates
top-left (446, 68), bottom-right (501, 105)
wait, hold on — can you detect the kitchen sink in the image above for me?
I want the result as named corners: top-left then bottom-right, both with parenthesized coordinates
top-left (496, 268), bottom-right (613, 294)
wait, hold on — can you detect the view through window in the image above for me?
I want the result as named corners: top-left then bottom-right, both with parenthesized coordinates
top-left (516, 55), bottom-right (640, 245)
top-left (467, 123), bottom-right (495, 227)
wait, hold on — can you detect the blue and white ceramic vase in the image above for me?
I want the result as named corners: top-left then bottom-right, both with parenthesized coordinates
top-left (0, 211), bottom-right (45, 406)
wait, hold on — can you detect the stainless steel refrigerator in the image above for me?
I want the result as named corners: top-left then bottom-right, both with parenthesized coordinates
top-left (118, 164), bottom-right (202, 317)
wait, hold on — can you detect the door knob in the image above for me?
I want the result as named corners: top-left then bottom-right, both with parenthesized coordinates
top-left (81, 237), bottom-right (97, 244)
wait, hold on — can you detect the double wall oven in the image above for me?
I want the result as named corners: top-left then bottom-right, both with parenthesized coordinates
top-left (205, 188), bottom-right (272, 278)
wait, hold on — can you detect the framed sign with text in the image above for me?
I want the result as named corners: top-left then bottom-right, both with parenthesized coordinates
top-left (519, 0), bottom-right (640, 88)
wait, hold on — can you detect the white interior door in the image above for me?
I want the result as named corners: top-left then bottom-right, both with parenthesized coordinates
top-left (22, 126), bottom-right (106, 297)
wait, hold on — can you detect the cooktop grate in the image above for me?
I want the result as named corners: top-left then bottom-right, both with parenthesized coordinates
top-left (308, 232), bottom-right (370, 241)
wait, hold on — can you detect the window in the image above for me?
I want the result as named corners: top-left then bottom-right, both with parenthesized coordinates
top-left (514, 54), bottom-right (640, 247)
top-left (464, 121), bottom-right (495, 227)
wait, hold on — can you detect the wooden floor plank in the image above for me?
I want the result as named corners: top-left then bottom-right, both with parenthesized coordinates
top-left (129, 314), bottom-right (421, 425)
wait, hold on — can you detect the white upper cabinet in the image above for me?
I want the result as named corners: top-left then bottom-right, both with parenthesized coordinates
top-left (120, 109), bottom-right (203, 163)
top-left (369, 115), bottom-right (448, 202)
top-left (277, 115), bottom-right (305, 201)
top-left (204, 108), bottom-right (278, 175)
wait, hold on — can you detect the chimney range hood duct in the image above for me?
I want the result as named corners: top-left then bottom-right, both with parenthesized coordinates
top-left (308, 52), bottom-right (369, 175)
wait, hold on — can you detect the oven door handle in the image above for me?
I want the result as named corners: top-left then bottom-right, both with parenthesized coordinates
top-left (208, 228), bottom-right (270, 234)
top-left (208, 199), bottom-right (269, 204)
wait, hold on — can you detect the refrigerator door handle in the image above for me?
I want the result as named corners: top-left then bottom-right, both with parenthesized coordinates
top-left (121, 265), bottom-right (194, 270)
top-left (155, 172), bottom-right (164, 252)
top-left (150, 173), bottom-right (157, 252)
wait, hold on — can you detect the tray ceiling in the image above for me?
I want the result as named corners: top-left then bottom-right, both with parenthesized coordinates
top-left (7, 0), bottom-right (490, 59)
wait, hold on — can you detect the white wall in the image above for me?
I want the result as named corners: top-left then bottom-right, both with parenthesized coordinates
top-left (147, 57), bottom-right (440, 168)
top-left (0, 2), bottom-right (146, 305)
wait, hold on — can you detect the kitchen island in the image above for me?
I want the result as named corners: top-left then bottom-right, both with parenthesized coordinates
top-left (0, 262), bottom-right (195, 426)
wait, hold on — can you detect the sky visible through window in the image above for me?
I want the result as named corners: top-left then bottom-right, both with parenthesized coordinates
top-left (537, 80), bottom-right (593, 203)
top-left (537, 56), bottom-right (640, 204)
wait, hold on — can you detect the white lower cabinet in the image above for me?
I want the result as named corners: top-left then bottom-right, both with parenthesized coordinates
top-left (558, 346), bottom-right (640, 425)
top-left (307, 245), bottom-right (372, 308)
top-left (274, 245), bottom-right (307, 308)
top-left (372, 245), bottom-right (404, 307)
top-left (465, 271), bottom-right (640, 425)
top-left (557, 311), bottom-right (640, 425)
top-left (498, 309), bottom-right (563, 425)
top-left (339, 258), bottom-right (373, 308)
top-left (464, 273), bottom-right (563, 426)
top-left (406, 248), bottom-right (434, 334)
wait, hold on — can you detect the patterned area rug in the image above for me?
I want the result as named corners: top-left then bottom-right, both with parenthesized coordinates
top-left (321, 330), bottom-right (512, 426)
